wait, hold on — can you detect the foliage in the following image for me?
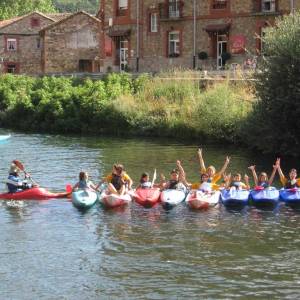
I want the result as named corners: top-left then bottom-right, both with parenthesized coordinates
top-left (198, 51), bottom-right (208, 60)
top-left (52, 0), bottom-right (99, 13)
top-left (0, 72), bottom-right (254, 143)
top-left (243, 12), bottom-right (300, 156)
top-left (0, 0), bottom-right (56, 20)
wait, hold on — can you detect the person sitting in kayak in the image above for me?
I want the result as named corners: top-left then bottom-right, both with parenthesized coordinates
top-left (248, 161), bottom-right (278, 189)
top-left (160, 161), bottom-right (186, 190)
top-left (224, 173), bottom-right (250, 190)
top-left (136, 172), bottom-right (153, 189)
top-left (197, 148), bottom-right (230, 189)
top-left (104, 164), bottom-right (133, 195)
top-left (72, 171), bottom-right (98, 192)
top-left (6, 162), bottom-right (32, 193)
top-left (276, 158), bottom-right (300, 189)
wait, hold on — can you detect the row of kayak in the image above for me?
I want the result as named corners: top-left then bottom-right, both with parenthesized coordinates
top-left (1, 186), bottom-right (300, 210)
top-left (72, 187), bottom-right (300, 210)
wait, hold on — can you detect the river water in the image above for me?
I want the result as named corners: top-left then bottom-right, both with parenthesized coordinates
top-left (0, 131), bottom-right (300, 299)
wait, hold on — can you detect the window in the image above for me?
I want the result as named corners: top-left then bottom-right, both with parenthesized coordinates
top-left (212, 0), bottom-right (228, 10)
top-left (6, 64), bottom-right (17, 73)
top-left (150, 13), bottom-right (158, 32)
top-left (7, 38), bottom-right (17, 51)
top-left (169, 0), bottom-right (180, 18)
top-left (168, 31), bottom-right (180, 57)
top-left (262, 0), bottom-right (276, 12)
top-left (117, 0), bottom-right (128, 16)
top-left (31, 17), bottom-right (40, 27)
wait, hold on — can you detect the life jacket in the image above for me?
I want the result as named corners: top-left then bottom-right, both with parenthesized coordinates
top-left (168, 180), bottom-right (178, 190)
top-left (230, 181), bottom-right (243, 189)
top-left (285, 180), bottom-right (300, 189)
top-left (198, 182), bottom-right (212, 192)
top-left (111, 174), bottom-right (124, 191)
top-left (258, 181), bottom-right (269, 188)
top-left (78, 179), bottom-right (88, 189)
top-left (6, 173), bottom-right (22, 193)
top-left (140, 181), bottom-right (152, 189)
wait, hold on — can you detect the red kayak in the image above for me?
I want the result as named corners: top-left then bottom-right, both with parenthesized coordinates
top-left (0, 187), bottom-right (70, 200)
top-left (132, 188), bottom-right (161, 208)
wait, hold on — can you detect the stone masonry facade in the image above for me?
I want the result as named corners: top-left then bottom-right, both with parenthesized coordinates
top-left (98, 0), bottom-right (300, 73)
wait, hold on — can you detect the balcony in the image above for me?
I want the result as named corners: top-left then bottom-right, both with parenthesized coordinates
top-left (252, 0), bottom-right (280, 15)
top-left (212, 0), bottom-right (228, 10)
top-left (159, 1), bottom-right (184, 21)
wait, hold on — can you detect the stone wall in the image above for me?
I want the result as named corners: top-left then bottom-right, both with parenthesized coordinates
top-left (42, 13), bottom-right (101, 74)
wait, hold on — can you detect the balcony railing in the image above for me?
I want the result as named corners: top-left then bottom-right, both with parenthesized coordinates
top-left (252, 0), bottom-right (278, 14)
top-left (212, 0), bottom-right (228, 10)
top-left (159, 1), bottom-right (184, 20)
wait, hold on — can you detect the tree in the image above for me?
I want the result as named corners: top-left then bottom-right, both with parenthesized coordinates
top-left (52, 0), bottom-right (99, 14)
top-left (0, 0), bottom-right (56, 20)
top-left (244, 11), bottom-right (300, 156)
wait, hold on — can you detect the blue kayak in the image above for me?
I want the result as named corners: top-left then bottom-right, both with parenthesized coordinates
top-left (72, 189), bottom-right (98, 209)
top-left (250, 187), bottom-right (279, 207)
top-left (280, 189), bottom-right (300, 207)
top-left (220, 189), bottom-right (249, 208)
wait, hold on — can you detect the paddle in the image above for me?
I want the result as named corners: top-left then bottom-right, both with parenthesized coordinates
top-left (13, 160), bottom-right (38, 186)
top-left (151, 169), bottom-right (157, 188)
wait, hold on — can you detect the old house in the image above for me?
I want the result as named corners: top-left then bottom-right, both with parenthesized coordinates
top-left (98, 0), bottom-right (299, 72)
top-left (40, 11), bottom-right (102, 74)
top-left (0, 11), bottom-right (70, 74)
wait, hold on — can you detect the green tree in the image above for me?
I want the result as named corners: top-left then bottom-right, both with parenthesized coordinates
top-left (244, 11), bottom-right (300, 156)
top-left (0, 0), bottom-right (56, 20)
top-left (52, 0), bottom-right (99, 13)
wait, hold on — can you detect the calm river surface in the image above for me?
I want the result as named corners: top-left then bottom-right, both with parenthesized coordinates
top-left (0, 130), bottom-right (300, 299)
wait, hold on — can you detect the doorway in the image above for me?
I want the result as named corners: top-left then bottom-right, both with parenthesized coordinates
top-left (217, 34), bottom-right (227, 70)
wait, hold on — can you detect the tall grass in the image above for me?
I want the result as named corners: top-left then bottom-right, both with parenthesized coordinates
top-left (0, 72), bottom-right (254, 143)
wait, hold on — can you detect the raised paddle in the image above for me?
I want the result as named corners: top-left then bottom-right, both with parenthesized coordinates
top-left (13, 160), bottom-right (38, 186)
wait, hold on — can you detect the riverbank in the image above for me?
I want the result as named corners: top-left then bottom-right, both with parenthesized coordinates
top-left (0, 72), bottom-right (254, 144)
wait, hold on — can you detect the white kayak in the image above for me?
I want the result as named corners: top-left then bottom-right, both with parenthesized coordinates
top-left (100, 190), bottom-right (132, 208)
top-left (72, 189), bottom-right (98, 209)
top-left (186, 190), bottom-right (220, 210)
top-left (160, 189), bottom-right (186, 209)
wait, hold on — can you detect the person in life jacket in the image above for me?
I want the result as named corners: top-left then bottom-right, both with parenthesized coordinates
top-left (277, 158), bottom-right (300, 189)
top-left (6, 162), bottom-right (32, 193)
top-left (136, 173), bottom-right (152, 189)
top-left (225, 173), bottom-right (250, 190)
top-left (72, 171), bottom-right (98, 192)
top-left (248, 161), bottom-right (278, 189)
top-left (103, 164), bottom-right (133, 195)
top-left (160, 160), bottom-right (187, 191)
top-left (197, 148), bottom-right (230, 189)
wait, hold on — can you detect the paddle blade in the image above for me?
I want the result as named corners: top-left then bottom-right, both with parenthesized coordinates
top-left (66, 184), bottom-right (73, 194)
top-left (13, 160), bottom-right (25, 171)
top-left (151, 169), bottom-right (157, 187)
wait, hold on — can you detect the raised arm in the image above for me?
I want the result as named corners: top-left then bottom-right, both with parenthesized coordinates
top-left (275, 158), bottom-right (286, 186)
top-left (176, 160), bottom-right (191, 188)
top-left (218, 156), bottom-right (230, 177)
top-left (248, 165), bottom-right (258, 186)
top-left (244, 174), bottom-right (250, 190)
top-left (268, 163), bottom-right (278, 186)
top-left (198, 148), bottom-right (206, 172)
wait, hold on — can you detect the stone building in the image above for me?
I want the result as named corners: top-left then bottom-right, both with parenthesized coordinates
top-left (98, 0), bottom-right (299, 72)
top-left (40, 11), bottom-right (102, 74)
top-left (0, 11), bottom-right (70, 74)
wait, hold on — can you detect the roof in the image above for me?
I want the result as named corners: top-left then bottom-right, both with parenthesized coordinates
top-left (40, 11), bottom-right (101, 32)
top-left (45, 13), bottom-right (72, 21)
top-left (0, 16), bottom-right (24, 28)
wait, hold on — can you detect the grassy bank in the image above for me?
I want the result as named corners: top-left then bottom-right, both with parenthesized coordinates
top-left (0, 72), bottom-right (254, 143)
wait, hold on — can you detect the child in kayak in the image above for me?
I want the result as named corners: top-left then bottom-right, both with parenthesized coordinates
top-left (6, 162), bottom-right (32, 193)
top-left (197, 148), bottom-right (230, 189)
top-left (103, 164), bottom-right (133, 195)
top-left (276, 158), bottom-right (300, 189)
top-left (248, 161), bottom-right (278, 188)
top-left (72, 171), bottom-right (98, 191)
top-left (160, 161), bottom-right (187, 190)
top-left (224, 173), bottom-right (250, 190)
